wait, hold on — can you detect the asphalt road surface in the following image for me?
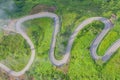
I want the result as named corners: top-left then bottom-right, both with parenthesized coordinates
top-left (0, 12), bottom-right (119, 77)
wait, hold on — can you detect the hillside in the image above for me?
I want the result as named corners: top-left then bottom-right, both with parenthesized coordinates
top-left (0, 0), bottom-right (120, 80)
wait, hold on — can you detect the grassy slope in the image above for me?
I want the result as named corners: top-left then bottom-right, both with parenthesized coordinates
top-left (1, 0), bottom-right (120, 80)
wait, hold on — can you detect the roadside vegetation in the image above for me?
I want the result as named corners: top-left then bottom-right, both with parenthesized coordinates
top-left (0, 0), bottom-right (120, 80)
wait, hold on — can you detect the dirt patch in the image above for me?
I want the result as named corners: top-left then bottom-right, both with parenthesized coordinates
top-left (0, 69), bottom-right (31, 80)
top-left (30, 4), bottom-right (57, 14)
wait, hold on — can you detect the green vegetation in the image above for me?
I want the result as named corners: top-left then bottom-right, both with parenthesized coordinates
top-left (0, 0), bottom-right (120, 80)
top-left (0, 34), bottom-right (31, 71)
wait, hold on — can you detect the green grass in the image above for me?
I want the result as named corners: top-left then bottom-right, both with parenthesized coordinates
top-left (0, 34), bottom-right (31, 71)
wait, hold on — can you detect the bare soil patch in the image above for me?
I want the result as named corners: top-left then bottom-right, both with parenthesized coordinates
top-left (30, 4), bottom-right (57, 14)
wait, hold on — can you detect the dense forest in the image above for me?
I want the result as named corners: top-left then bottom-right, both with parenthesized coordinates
top-left (0, 0), bottom-right (120, 80)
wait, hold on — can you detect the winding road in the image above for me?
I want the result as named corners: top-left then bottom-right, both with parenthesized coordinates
top-left (0, 12), bottom-right (119, 77)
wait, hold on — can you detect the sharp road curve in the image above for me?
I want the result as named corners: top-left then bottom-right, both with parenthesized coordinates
top-left (0, 12), bottom-right (119, 77)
